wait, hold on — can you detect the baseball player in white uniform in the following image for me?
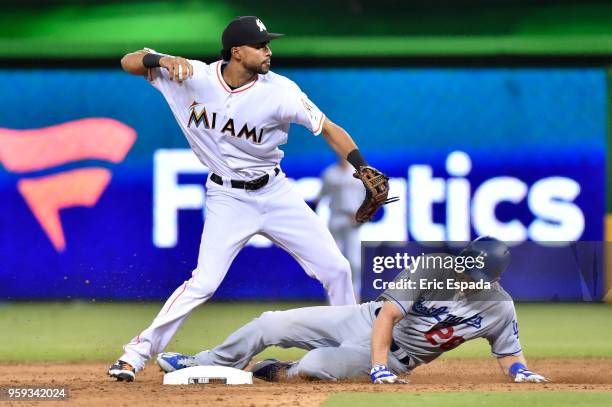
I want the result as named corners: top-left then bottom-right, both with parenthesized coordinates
top-left (109, 16), bottom-right (389, 381)
top-left (313, 158), bottom-right (365, 298)
top-left (156, 238), bottom-right (548, 384)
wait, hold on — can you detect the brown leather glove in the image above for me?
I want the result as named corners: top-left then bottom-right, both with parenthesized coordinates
top-left (353, 166), bottom-right (399, 223)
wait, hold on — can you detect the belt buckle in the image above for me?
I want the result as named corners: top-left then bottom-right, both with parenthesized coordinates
top-left (244, 174), bottom-right (268, 190)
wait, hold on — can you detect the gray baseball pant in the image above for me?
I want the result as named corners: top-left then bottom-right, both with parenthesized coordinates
top-left (194, 302), bottom-right (409, 380)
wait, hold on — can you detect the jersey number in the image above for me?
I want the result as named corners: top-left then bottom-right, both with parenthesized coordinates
top-left (425, 326), bottom-right (465, 351)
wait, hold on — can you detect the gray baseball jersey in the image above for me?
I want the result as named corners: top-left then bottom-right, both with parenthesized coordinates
top-left (378, 254), bottom-right (521, 368)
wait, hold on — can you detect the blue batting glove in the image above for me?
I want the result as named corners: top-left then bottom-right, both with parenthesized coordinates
top-left (510, 362), bottom-right (548, 383)
top-left (370, 364), bottom-right (397, 384)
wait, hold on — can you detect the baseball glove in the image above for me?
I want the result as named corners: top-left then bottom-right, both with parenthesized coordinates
top-left (353, 166), bottom-right (399, 223)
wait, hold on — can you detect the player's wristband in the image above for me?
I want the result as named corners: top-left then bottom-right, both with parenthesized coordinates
top-left (347, 149), bottom-right (367, 170)
top-left (142, 53), bottom-right (163, 68)
top-left (509, 362), bottom-right (527, 377)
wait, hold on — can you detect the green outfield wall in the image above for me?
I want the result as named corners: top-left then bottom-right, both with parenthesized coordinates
top-left (0, 0), bottom-right (611, 58)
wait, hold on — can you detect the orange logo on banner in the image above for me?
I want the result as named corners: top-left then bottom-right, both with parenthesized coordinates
top-left (0, 118), bottom-right (137, 251)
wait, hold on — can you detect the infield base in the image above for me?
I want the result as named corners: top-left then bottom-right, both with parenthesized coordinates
top-left (163, 366), bottom-right (253, 385)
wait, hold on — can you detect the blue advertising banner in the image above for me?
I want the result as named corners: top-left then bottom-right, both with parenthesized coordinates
top-left (0, 67), bottom-right (606, 300)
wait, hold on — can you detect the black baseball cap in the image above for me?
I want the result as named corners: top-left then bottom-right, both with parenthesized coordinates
top-left (221, 16), bottom-right (284, 50)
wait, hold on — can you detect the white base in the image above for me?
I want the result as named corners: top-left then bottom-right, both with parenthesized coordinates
top-left (162, 366), bottom-right (253, 385)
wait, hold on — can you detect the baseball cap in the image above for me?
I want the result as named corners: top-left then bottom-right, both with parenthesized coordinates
top-left (221, 16), bottom-right (284, 51)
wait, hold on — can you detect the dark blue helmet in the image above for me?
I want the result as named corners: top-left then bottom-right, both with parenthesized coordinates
top-left (460, 236), bottom-right (511, 282)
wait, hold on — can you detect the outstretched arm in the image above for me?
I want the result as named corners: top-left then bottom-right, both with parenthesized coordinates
top-left (489, 303), bottom-right (548, 383)
top-left (120, 50), bottom-right (194, 82)
top-left (370, 301), bottom-right (404, 384)
top-left (321, 118), bottom-right (357, 161)
top-left (497, 354), bottom-right (548, 383)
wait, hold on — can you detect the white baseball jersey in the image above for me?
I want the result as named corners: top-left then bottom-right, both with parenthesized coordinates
top-left (147, 57), bottom-right (325, 179)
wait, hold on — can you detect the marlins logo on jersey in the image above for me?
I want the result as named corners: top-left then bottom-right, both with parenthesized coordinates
top-left (187, 101), bottom-right (265, 144)
top-left (301, 96), bottom-right (320, 124)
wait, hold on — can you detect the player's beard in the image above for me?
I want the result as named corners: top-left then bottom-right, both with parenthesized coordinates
top-left (246, 59), bottom-right (270, 75)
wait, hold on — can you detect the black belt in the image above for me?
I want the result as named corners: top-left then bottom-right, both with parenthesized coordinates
top-left (210, 168), bottom-right (279, 191)
top-left (374, 305), bottom-right (412, 366)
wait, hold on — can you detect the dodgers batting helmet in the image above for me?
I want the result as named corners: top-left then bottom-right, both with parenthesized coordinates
top-left (460, 236), bottom-right (511, 282)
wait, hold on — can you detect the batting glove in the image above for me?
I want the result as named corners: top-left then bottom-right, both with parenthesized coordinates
top-left (510, 362), bottom-right (548, 383)
top-left (370, 364), bottom-right (397, 384)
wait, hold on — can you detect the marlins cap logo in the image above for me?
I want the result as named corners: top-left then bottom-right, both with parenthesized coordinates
top-left (255, 18), bottom-right (266, 32)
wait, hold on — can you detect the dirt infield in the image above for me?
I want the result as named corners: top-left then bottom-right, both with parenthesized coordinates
top-left (1, 358), bottom-right (611, 406)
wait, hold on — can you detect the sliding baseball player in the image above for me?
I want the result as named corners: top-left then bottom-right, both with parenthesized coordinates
top-left (156, 237), bottom-right (548, 384)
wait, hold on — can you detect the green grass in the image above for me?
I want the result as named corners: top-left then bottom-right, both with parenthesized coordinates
top-left (0, 302), bottom-right (610, 363)
top-left (0, 301), bottom-right (312, 363)
top-left (323, 392), bottom-right (612, 407)
top-left (442, 303), bottom-right (612, 359)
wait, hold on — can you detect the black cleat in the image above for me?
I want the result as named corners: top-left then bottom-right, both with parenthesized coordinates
top-left (108, 360), bottom-right (136, 382)
top-left (250, 358), bottom-right (295, 382)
